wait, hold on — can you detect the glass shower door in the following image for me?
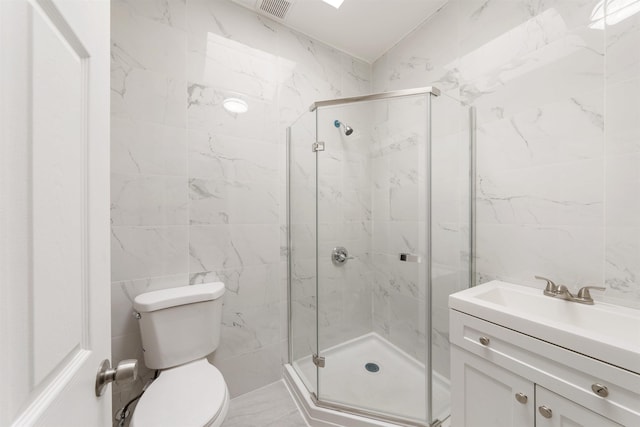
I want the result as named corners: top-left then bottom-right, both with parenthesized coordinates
top-left (429, 94), bottom-right (472, 424)
top-left (314, 94), bottom-right (431, 425)
top-left (287, 111), bottom-right (318, 397)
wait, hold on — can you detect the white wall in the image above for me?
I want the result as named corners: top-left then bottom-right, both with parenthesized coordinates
top-left (109, 0), bottom-right (640, 420)
top-left (110, 0), bottom-right (371, 417)
top-left (373, 0), bottom-right (640, 308)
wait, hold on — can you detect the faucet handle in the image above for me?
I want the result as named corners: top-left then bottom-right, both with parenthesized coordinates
top-left (576, 286), bottom-right (605, 300)
top-left (535, 275), bottom-right (558, 295)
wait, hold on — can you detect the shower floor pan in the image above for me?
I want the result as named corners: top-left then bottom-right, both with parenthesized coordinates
top-left (288, 333), bottom-right (450, 426)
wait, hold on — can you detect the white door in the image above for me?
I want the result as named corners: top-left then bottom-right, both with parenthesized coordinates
top-left (450, 346), bottom-right (535, 427)
top-left (0, 0), bottom-right (111, 426)
top-left (535, 386), bottom-right (623, 427)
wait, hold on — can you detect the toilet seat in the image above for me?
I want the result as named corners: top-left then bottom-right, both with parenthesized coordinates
top-left (130, 358), bottom-right (229, 427)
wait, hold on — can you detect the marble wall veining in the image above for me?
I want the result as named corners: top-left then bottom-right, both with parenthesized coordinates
top-left (110, 0), bottom-right (371, 419)
top-left (373, 0), bottom-right (640, 307)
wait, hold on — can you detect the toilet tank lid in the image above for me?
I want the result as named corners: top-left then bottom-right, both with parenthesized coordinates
top-left (134, 282), bottom-right (225, 313)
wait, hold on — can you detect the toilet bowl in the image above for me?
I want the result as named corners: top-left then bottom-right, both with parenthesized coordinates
top-left (130, 359), bottom-right (229, 427)
top-left (129, 283), bottom-right (228, 427)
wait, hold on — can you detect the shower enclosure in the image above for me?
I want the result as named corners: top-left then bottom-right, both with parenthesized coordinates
top-left (287, 87), bottom-right (471, 426)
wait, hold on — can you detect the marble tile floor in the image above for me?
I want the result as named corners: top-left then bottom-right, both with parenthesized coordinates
top-left (222, 380), bottom-right (309, 427)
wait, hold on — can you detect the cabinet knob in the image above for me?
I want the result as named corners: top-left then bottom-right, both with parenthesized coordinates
top-left (591, 383), bottom-right (609, 397)
top-left (515, 392), bottom-right (528, 404)
top-left (478, 336), bottom-right (490, 346)
top-left (538, 406), bottom-right (552, 419)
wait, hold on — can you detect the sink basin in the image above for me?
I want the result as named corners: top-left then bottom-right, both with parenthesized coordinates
top-left (449, 280), bottom-right (640, 374)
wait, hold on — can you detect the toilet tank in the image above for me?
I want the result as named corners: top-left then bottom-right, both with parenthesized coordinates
top-left (133, 282), bottom-right (225, 370)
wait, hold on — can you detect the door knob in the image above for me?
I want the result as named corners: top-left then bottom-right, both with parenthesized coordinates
top-left (95, 358), bottom-right (138, 396)
top-left (538, 405), bottom-right (552, 419)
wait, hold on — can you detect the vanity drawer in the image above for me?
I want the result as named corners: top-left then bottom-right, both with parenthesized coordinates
top-left (450, 309), bottom-right (640, 426)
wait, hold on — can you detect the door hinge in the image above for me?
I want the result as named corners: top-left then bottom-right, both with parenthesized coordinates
top-left (312, 141), bottom-right (325, 152)
top-left (312, 353), bottom-right (325, 368)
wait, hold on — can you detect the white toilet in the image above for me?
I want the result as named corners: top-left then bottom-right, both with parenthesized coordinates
top-left (130, 282), bottom-right (229, 427)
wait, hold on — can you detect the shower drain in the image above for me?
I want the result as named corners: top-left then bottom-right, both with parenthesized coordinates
top-left (365, 362), bottom-right (380, 373)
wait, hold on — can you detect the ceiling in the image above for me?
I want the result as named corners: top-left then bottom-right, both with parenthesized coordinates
top-left (230, 0), bottom-right (446, 63)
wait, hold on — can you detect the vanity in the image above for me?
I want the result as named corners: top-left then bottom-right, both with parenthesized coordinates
top-left (448, 280), bottom-right (640, 427)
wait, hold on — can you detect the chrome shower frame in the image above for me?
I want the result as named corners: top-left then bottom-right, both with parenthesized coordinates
top-left (287, 86), bottom-right (470, 427)
top-left (308, 86), bottom-right (441, 111)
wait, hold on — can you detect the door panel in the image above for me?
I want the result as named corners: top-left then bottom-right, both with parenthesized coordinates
top-left (451, 346), bottom-right (535, 427)
top-left (32, 0), bottom-right (87, 385)
top-left (1, 0), bottom-right (111, 425)
top-left (287, 112), bottom-right (319, 396)
top-left (535, 386), bottom-right (623, 427)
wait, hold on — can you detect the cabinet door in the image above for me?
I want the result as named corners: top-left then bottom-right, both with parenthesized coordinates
top-left (451, 346), bottom-right (534, 427)
top-left (535, 386), bottom-right (623, 427)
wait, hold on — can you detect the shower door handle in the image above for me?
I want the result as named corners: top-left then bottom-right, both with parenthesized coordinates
top-left (399, 253), bottom-right (421, 263)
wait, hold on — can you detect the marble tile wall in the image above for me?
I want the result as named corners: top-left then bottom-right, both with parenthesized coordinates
top-left (604, 7), bottom-right (640, 305)
top-left (110, 0), bottom-right (189, 418)
top-left (372, 0), bottom-right (640, 340)
top-left (110, 0), bottom-right (371, 420)
top-left (110, 0), bottom-right (640, 419)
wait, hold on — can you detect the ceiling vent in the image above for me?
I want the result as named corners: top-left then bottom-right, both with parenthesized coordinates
top-left (258, 0), bottom-right (293, 20)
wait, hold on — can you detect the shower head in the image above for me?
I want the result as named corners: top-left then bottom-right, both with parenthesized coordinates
top-left (334, 119), bottom-right (354, 136)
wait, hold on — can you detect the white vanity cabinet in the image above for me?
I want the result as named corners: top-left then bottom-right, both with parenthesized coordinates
top-left (449, 309), bottom-right (640, 427)
top-left (535, 386), bottom-right (622, 427)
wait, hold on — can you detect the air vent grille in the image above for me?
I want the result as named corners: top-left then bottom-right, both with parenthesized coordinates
top-left (259, 0), bottom-right (292, 19)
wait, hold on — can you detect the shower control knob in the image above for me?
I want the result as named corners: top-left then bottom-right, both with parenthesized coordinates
top-left (95, 358), bottom-right (138, 397)
top-left (332, 247), bottom-right (354, 266)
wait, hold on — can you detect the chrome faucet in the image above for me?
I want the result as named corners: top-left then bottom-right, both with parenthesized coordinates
top-left (535, 276), bottom-right (605, 305)
top-left (535, 276), bottom-right (559, 296)
top-left (574, 286), bottom-right (606, 305)
top-left (553, 284), bottom-right (577, 301)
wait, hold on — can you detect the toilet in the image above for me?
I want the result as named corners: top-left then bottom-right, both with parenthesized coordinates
top-left (130, 282), bottom-right (229, 427)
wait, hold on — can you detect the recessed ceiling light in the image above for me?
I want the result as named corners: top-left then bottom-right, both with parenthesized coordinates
top-left (322, 0), bottom-right (344, 9)
top-left (223, 97), bottom-right (249, 114)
